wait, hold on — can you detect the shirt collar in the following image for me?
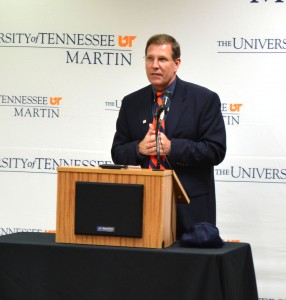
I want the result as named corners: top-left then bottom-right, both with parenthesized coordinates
top-left (152, 78), bottom-right (177, 98)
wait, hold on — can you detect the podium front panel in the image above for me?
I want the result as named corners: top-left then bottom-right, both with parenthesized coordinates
top-left (56, 167), bottom-right (175, 248)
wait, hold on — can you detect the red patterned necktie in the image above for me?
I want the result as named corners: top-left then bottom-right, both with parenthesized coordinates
top-left (149, 91), bottom-right (166, 170)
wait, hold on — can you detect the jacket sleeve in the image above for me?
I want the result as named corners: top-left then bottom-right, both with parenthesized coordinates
top-left (168, 92), bottom-right (226, 168)
top-left (111, 97), bottom-right (149, 167)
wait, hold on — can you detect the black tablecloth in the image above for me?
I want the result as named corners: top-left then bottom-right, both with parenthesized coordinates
top-left (0, 233), bottom-right (258, 300)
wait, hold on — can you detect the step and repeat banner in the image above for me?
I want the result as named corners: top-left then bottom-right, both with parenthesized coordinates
top-left (1, 0), bottom-right (286, 298)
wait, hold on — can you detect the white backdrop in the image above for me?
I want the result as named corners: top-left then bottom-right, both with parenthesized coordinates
top-left (1, 0), bottom-right (286, 298)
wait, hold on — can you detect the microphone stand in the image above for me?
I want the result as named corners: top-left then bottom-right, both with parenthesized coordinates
top-left (154, 106), bottom-right (165, 171)
top-left (155, 114), bottom-right (161, 170)
top-left (153, 91), bottom-right (171, 171)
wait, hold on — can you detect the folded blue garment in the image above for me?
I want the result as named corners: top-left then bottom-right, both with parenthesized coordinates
top-left (179, 222), bottom-right (225, 248)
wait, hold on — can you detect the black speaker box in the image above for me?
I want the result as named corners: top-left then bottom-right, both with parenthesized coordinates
top-left (75, 181), bottom-right (144, 238)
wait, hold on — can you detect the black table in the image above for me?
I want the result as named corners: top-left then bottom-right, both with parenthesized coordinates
top-left (0, 233), bottom-right (258, 300)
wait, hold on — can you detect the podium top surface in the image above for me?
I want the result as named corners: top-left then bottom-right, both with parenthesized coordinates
top-left (57, 166), bottom-right (190, 204)
top-left (57, 166), bottom-right (173, 177)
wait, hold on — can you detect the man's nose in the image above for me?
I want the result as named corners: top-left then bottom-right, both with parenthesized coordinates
top-left (151, 59), bottom-right (160, 68)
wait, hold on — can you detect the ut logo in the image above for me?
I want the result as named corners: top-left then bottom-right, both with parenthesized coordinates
top-left (50, 97), bottom-right (62, 105)
top-left (118, 36), bottom-right (136, 47)
top-left (230, 104), bottom-right (242, 112)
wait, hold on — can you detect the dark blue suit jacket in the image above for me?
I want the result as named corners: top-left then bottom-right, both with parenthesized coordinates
top-left (111, 77), bottom-right (226, 235)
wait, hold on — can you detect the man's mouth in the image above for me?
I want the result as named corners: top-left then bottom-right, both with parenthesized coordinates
top-left (151, 73), bottom-right (162, 77)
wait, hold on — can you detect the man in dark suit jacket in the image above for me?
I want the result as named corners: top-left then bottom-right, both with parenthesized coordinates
top-left (111, 34), bottom-right (226, 238)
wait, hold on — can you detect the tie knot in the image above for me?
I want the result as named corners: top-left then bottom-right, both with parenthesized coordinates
top-left (156, 91), bottom-right (163, 105)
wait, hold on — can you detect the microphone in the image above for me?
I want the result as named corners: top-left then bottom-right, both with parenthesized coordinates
top-left (154, 90), bottom-right (172, 119)
top-left (162, 90), bottom-right (172, 115)
top-left (154, 105), bottom-right (165, 119)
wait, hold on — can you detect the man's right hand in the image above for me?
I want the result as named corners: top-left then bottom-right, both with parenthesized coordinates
top-left (138, 124), bottom-right (157, 156)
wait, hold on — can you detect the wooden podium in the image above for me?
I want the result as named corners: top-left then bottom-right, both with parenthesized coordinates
top-left (56, 166), bottom-right (189, 249)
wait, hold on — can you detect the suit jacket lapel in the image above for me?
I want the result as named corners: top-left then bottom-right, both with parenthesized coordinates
top-left (166, 78), bottom-right (187, 137)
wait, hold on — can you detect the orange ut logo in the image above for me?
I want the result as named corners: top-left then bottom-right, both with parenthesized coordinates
top-left (50, 97), bottom-right (62, 106)
top-left (118, 36), bottom-right (136, 47)
top-left (229, 104), bottom-right (242, 112)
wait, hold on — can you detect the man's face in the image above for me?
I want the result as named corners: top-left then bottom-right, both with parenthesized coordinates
top-left (145, 43), bottom-right (181, 91)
